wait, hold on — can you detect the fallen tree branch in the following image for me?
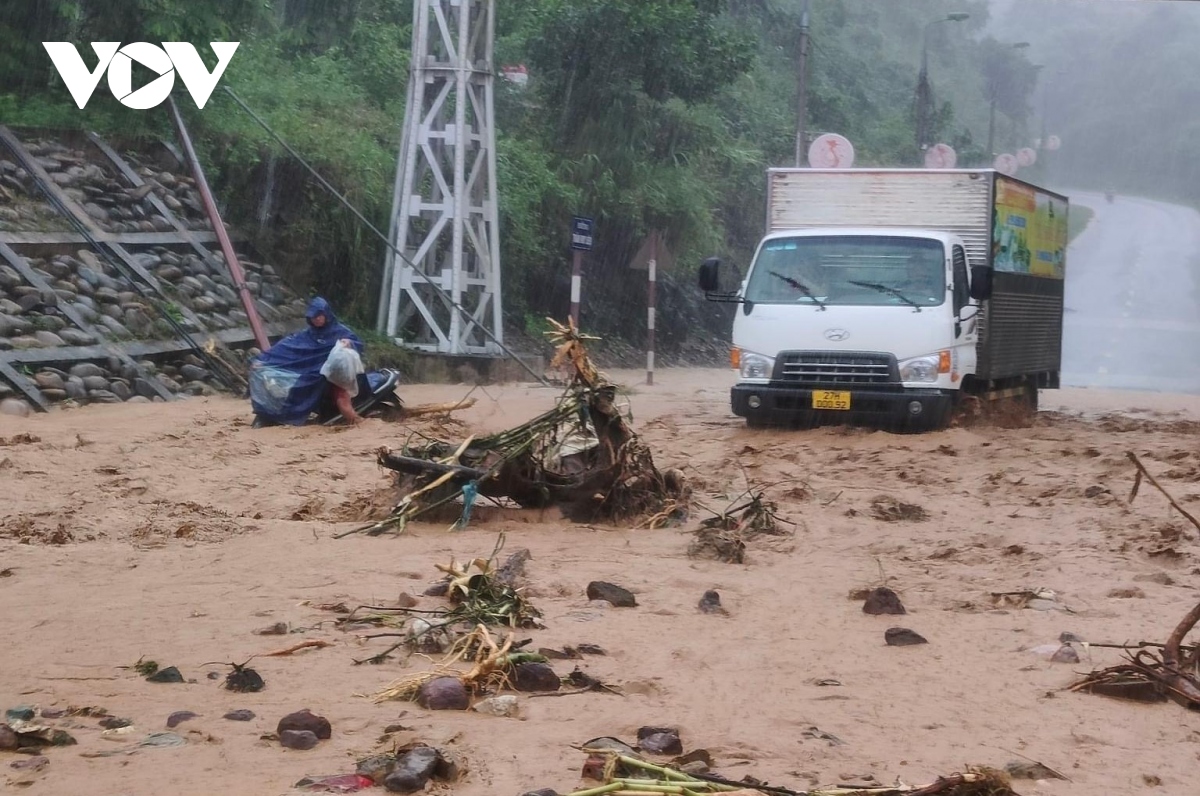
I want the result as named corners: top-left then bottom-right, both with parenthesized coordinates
top-left (1071, 598), bottom-right (1200, 709)
top-left (263, 640), bottom-right (332, 656)
top-left (400, 398), bottom-right (478, 419)
top-left (1127, 452), bottom-right (1200, 533)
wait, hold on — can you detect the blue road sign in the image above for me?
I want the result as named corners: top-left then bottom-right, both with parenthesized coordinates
top-left (570, 216), bottom-right (594, 251)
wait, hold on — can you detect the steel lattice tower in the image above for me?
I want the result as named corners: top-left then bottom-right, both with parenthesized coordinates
top-left (379, 0), bottom-right (502, 354)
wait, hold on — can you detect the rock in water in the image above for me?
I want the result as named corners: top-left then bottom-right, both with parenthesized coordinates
top-left (512, 662), bottom-right (561, 692)
top-left (586, 581), bottom-right (637, 607)
top-left (357, 753), bottom-right (398, 784)
top-left (166, 711), bottom-right (198, 728)
top-left (1051, 644), bottom-right (1080, 664)
top-left (384, 746), bottom-right (441, 793)
top-left (471, 695), bottom-right (519, 717)
top-left (698, 590), bottom-right (727, 615)
top-left (279, 729), bottom-right (319, 750)
top-left (884, 627), bottom-right (928, 647)
top-left (637, 727), bottom-right (683, 756)
top-left (277, 709), bottom-right (331, 739)
top-left (0, 399), bottom-right (32, 417)
top-left (417, 677), bottom-right (469, 710)
top-left (863, 587), bottom-right (906, 615)
top-left (223, 709), bottom-right (255, 721)
top-left (146, 666), bottom-right (185, 683)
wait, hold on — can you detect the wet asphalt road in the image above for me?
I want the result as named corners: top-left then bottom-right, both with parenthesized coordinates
top-left (1061, 190), bottom-right (1200, 394)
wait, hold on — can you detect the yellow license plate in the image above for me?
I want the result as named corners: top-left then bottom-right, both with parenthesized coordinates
top-left (812, 390), bottom-right (851, 411)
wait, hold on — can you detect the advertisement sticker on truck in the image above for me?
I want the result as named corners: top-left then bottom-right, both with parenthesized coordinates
top-left (993, 179), bottom-right (1066, 279)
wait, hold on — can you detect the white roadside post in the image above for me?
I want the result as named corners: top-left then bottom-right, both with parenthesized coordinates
top-left (647, 235), bottom-right (657, 386)
top-left (569, 215), bottom-right (593, 328)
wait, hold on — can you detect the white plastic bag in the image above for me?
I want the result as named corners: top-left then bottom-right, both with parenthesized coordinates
top-left (319, 340), bottom-right (365, 396)
top-left (248, 365), bottom-right (300, 415)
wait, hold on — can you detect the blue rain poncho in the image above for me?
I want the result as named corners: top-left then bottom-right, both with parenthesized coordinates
top-left (249, 297), bottom-right (364, 425)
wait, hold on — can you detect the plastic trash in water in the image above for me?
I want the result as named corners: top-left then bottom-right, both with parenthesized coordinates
top-left (295, 774), bottom-right (375, 793)
top-left (452, 480), bottom-right (479, 531)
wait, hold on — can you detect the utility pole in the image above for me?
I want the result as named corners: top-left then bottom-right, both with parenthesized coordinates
top-left (916, 13), bottom-right (970, 157)
top-left (986, 41), bottom-right (1030, 162)
top-left (987, 97), bottom-right (996, 159)
top-left (794, 0), bottom-right (810, 167)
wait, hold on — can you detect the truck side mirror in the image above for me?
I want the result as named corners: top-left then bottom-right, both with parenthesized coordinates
top-left (698, 257), bottom-right (721, 293)
top-left (969, 265), bottom-right (993, 301)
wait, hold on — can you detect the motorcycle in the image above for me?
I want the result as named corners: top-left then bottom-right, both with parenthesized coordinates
top-left (250, 367), bottom-right (404, 428)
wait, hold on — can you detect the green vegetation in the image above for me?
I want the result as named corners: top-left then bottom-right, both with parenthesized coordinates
top-left (1067, 205), bottom-right (1094, 244)
top-left (1, 0), bottom-right (1060, 352)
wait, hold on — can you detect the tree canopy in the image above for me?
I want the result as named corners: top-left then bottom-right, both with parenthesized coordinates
top-left (2, 0), bottom-right (1113, 353)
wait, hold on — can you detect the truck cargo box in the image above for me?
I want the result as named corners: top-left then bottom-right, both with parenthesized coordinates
top-left (765, 168), bottom-right (1068, 382)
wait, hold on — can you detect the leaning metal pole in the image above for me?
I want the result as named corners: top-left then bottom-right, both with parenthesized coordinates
top-left (384, 0), bottom-right (504, 355)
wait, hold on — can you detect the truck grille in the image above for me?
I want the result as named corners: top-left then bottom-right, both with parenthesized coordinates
top-left (776, 352), bottom-right (895, 385)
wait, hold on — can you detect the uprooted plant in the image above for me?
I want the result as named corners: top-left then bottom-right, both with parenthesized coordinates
top-left (342, 319), bottom-right (688, 537)
top-left (567, 750), bottom-right (1020, 796)
top-left (372, 624), bottom-right (524, 703)
top-left (342, 534), bottom-right (541, 665)
top-left (689, 488), bottom-right (792, 564)
top-left (1070, 599), bottom-right (1200, 709)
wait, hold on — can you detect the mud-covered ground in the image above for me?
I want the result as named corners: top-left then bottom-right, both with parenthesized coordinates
top-left (2, 369), bottom-right (1199, 796)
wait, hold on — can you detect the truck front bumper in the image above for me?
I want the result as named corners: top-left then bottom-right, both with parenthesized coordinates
top-left (731, 383), bottom-right (953, 426)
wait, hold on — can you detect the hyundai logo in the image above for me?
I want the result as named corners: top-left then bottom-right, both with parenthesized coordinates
top-left (823, 328), bottom-right (850, 341)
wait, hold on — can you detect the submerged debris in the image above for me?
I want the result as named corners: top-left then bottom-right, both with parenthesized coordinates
top-left (689, 491), bottom-right (790, 563)
top-left (563, 750), bottom-right (1019, 796)
top-left (1071, 599), bottom-right (1200, 709)
top-left (349, 319), bottom-right (687, 536)
top-left (869, 496), bottom-right (929, 522)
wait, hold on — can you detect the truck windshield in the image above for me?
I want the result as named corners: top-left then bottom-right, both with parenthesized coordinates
top-left (744, 235), bottom-right (947, 308)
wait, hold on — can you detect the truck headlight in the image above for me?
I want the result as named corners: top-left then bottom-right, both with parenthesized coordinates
top-left (899, 355), bottom-right (940, 383)
top-left (739, 352), bottom-right (775, 382)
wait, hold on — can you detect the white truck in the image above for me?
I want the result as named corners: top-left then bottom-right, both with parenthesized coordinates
top-left (699, 168), bottom-right (1069, 431)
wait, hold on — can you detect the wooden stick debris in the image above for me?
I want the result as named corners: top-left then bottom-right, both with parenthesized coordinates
top-left (1127, 452), bottom-right (1200, 532)
top-left (263, 640), bottom-right (332, 656)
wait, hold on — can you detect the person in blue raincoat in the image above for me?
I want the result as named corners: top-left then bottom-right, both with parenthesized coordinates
top-left (249, 296), bottom-right (365, 426)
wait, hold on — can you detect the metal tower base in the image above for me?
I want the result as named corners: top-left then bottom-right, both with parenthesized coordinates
top-left (380, 0), bottom-right (503, 356)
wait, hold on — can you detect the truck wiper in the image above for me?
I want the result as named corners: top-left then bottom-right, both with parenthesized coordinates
top-left (769, 271), bottom-right (826, 310)
top-left (849, 280), bottom-right (922, 312)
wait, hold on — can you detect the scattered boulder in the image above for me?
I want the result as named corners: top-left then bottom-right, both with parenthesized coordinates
top-left (223, 709), bottom-right (255, 721)
top-left (884, 627), bottom-right (928, 647)
top-left (1051, 644), bottom-right (1081, 664)
top-left (384, 746), bottom-right (441, 793)
top-left (637, 726), bottom-right (683, 756)
top-left (0, 724), bottom-right (17, 750)
top-left (0, 398), bottom-right (32, 417)
top-left (166, 711), bottom-right (198, 728)
top-left (277, 709), bottom-right (331, 739)
top-left (357, 753), bottom-right (398, 784)
top-left (279, 729), bottom-right (319, 750)
top-left (698, 590), bottom-right (727, 615)
top-left (472, 695), bottom-right (519, 717)
top-left (512, 662), bottom-right (561, 692)
top-left (417, 677), bottom-right (469, 710)
top-left (587, 581), bottom-right (636, 607)
top-left (862, 587), bottom-right (906, 615)
top-left (146, 666), bottom-right (185, 683)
